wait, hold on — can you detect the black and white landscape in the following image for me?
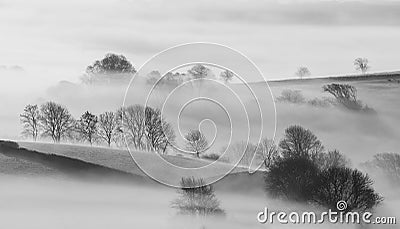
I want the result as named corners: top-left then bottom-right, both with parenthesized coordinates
top-left (1, 0), bottom-right (400, 228)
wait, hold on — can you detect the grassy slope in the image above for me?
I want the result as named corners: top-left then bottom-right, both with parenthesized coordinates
top-left (0, 140), bottom-right (151, 184)
top-left (0, 140), bottom-right (264, 193)
top-left (18, 141), bottom-right (247, 185)
top-left (2, 72), bottom-right (398, 189)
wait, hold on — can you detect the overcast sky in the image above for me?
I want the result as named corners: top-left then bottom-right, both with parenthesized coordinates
top-left (1, 0), bottom-right (400, 84)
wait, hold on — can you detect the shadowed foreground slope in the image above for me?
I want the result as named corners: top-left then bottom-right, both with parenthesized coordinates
top-left (0, 140), bottom-right (149, 183)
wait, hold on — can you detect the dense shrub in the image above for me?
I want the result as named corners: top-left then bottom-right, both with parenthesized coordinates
top-left (171, 177), bottom-right (225, 217)
top-left (265, 125), bottom-right (381, 212)
top-left (312, 167), bottom-right (383, 212)
top-left (265, 157), bottom-right (382, 212)
top-left (265, 157), bottom-right (320, 202)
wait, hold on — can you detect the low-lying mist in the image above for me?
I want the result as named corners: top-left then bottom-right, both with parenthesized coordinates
top-left (1, 173), bottom-right (398, 229)
top-left (2, 76), bottom-right (399, 167)
top-left (1, 75), bottom-right (399, 228)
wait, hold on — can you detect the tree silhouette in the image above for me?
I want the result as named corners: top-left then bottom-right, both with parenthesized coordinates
top-left (39, 101), bottom-right (75, 143)
top-left (323, 83), bottom-right (365, 110)
top-left (171, 177), bottom-right (225, 216)
top-left (312, 167), bottom-right (382, 212)
top-left (256, 138), bottom-right (279, 169)
top-left (20, 104), bottom-right (40, 141)
top-left (265, 157), bottom-right (320, 202)
top-left (279, 125), bottom-right (324, 162)
top-left (86, 53), bottom-right (135, 74)
top-left (317, 149), bottom-right (350, 170)
top-left (354, 58), bottom-right (370, 74)
top-left (144, 107), bottom-right (175, 154)
top-left (219, 69), bottom-right (234, 83)
top-left (185, 130), bottom-right (208, 157)
top-left (76, 111), bottom-right (98, 145)
top-left (98, 111), bottom-right (118, 147)
top-left (117, 105), bottom-right (146, 150)
top-left (295, 67), bottom-right (311, 79)
top-left (83, 53), bottom-right (135, 84)
top-left (187, 64), bottom-right (213, 80)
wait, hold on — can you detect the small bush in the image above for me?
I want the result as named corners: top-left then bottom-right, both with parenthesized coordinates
top-left (171, 177), bottom-right (225, 217)
top-left (307, 97), bottom-right (334, 107)
top-left (276, 89), bottom-right (306, 104)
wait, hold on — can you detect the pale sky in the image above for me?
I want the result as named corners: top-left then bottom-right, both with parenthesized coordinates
top-left (1, 0), bottom-right (400, 85)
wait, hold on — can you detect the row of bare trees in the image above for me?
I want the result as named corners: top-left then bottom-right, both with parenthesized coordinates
top-left (81, 53), bottom-right (371, 86)
top-left (20, 102), bottom-right (176, 153)
top-left (81, 53), bottom-right (235, 86)
top-left (146, 64), bottom-right (235, 87)
top-left (20, 102), bottom-right (75, 143)
top-left (295, 57), bottom-right (370, 79)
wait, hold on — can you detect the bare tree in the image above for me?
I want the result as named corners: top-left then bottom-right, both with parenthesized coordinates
top-left (144, 107), bottom-right (175, 154)
top-left (171, 177), bottom-right (225, 216)
top-left (295, 67), bottom-right (311, 79)
top-left (256, 138), bottom-right (279, 170)
top-left (279, 125), bottom-right (324, 162)
top-left (185, 130), bottom-right (208, 157)
top-left (317, 149), bottom-right (350, 170)
top-left (39, 101), bottom-right (75, 143)
top-left (146, 71), bottom-right (184, 86)
top-left (219, 69), bottom-right (234, 83)
top-left (98, 111), bottom-right (119, 147)
top-left (312, 167), bottom-right (382, 212)
top-left (323, 83), bottom-right (365, 110)
top-left (363, 153), bottom-right (400, 185)
top-left (158, 122), bottom-right (176, 154)
top-left (227, 141), bottom-right (257, 166)
top-left (20, 104), bottom-right (40, 141)
top-left (117, 105), bottom-right (146, 150)
top-left (323, 83), bottom-right (357, 102)
top-left (75, 111), bottom-right (98, 145)
top-left (354, 57), bottom-right (370, 74)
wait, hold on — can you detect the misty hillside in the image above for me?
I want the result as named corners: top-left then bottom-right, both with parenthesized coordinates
top-left (1, 140), bottom-right (264, 193)
top-left (16, 141), bottom-right (247, 186)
